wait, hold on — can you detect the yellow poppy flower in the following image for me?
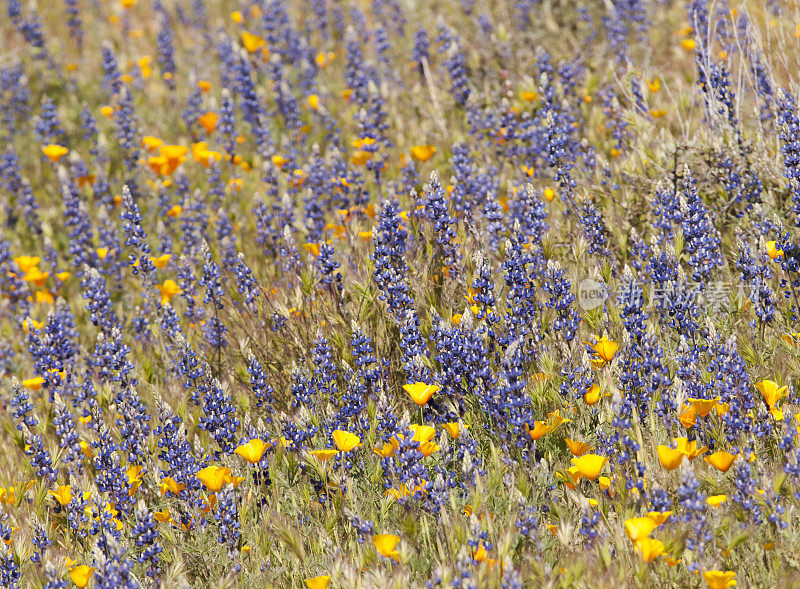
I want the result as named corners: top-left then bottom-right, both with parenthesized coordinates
top-left (403, 382), bottom-right (439, 406)
top-left (765, 241), bottom-right (784, 260)
top-left (704, 451), bottom-right (737, 472)
top-left (702, 570), bottom-right (736, 589)
top-left (142, 136), bottom-right (163, 152)
top-left (22, 266), bottom-right (48, 287)
top-left (235, 439), bottom-right (270, 464)
top-left (241, 31), bottom-right (266, 53)
top-left (547, 410), bottom-right (571, 429)
top-left (521, 90), bottom-right (538, 102)
top-left (646, 511), bottom-right (672, 526)
top-left (656, 445), bottom-right (685, 471)
top-left (678, 405), bottom-right (697, 428)
top-left (149, 254), bottom-right (171, 270)
top-left (350, 150), bottom-right (372, 165)
top-left (198, 112), bottom-right (218, 134)
top-left (302, 243), bottom-right (321, 257)
top-left (14, 256), bottom-right (40, 273)
top-left (419, 441), bottom-right (439, 457)
top-left (305, 576), bottom-right (331, 589)
top-left (681, 38), bottom-right (697, 51)
top-left (570, 454), bottom-right (608, 480)
top-left (687, 397), bottom-right (720, 418)
top-left (707, 494), bottom-right (727, 508)
top-left (80, 440), bottom-right (94, 458)
top-left (443, 422), bottom-right (460, 439)
top-left (137, 55), bottom-right (152, 78)
top-left (635, 537), bottom-right (664, 562)
top-left (127, 465), bottom-right (143, 494)
top-left (373, 442), bottom-right (395, 458)
top-left (410, 145), bottom-right (436, 162)
top-left (22, 318), bottom-right (43, 335)
top-left (674, 437), bottom-right (707, 460)
top-left (196, 466), bottom-right (234, 492)
top-left (166, 205), bottom-right (183, 218)
top-left (372, 534), bottom-right (400, 561)
top-left (49, 485), bottom-right (73, 506)
top-left (158, 279), bottom-right (182, 305)
top-left (583, 384), bottom-right (608, 405)
top-left (42, 144), bottom-right (69, 162)
top-left (22, 376), bottom-right (45, 390)
top-left (69, 565), bottom-right (95, 588)
top-left (624, 516), bottom-right (656, 541)
top-left (557, 465), bottom-right (583, 489)
top-left (410, 425), bottom-right (436, 444)
top-left (755, 380), bottom-right (786, 407)
top-left (310, 449), bottom-right (339, 462)
top-left (526, 421), bottom-right (551, 441)
top-left (332, 430), bottom-right (361, 452)
top-left (589, 335), bottom-right (618, 363)
top-left (565, 438), bottom-right (591, 457)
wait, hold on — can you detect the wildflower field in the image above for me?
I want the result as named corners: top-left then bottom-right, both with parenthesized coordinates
top-left (5, 0), bottom-right (800, 586)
